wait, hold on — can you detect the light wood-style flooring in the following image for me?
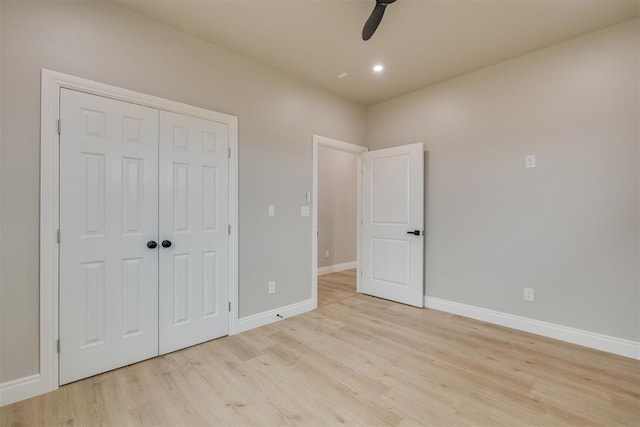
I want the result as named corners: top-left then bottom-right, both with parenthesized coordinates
top-left (2, 269), bottom-right (639, 426)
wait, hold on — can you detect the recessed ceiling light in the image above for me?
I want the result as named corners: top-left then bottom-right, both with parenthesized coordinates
top-left (337, 72), bottom-right (349, 79)
top-left (373, 64), bottom-right (384, 73)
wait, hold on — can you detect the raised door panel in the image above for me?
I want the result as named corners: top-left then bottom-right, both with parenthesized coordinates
top-left (172, 254), bottom-right (191, 325)
top-left (202, 166), bottom-right (218, 232)
top-left (202, 251), bottom-right (218, 318)
top-left (81, 154), bottom-right (106, 236)
top-left (371, 155), bottom-right (411, 225)
top-left (59, 89), bottom-right (159, 385)
top-left (121, 258), bottom-right (143, 337)
top-left (81, 261), bottom-right (106, 347)
top-left (158, 111), bottom-right (229, 355)
top-left (122, 157), bottom-right (144, 235)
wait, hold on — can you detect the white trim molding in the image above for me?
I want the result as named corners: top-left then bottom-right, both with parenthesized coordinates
top-left (237, 299), bottom-right (315, 334)
top-left (0, 375), bottom-right (44, 407)
top-left (317, 261), bottom-right (357, 276)
top-left (425, 296), bottom-right (640, 360)
top-left (8, 68), bottom-right (241, 408)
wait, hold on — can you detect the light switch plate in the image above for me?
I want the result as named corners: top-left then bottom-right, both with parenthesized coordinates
top-left (301, 206), bottom-right (310, 217)
top-left (268, 204), bottom-right (275, 216)
top-left (525, 154), bottom-right (536, 169)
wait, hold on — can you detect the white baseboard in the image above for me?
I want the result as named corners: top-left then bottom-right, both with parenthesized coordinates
top-left (317, 261), bottom-right (357, 276)
top-left (237, 298), bottom-right (316, 334)
top-left (425, 296), bottom-right (640, 360)
top-left (0, 374), bottom-right (49, 407)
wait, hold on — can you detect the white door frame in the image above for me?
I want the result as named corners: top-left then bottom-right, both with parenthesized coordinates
top-left (39, 69), bottom-right (239, 395)
top-left (311, 135), bottom-right (367, 307)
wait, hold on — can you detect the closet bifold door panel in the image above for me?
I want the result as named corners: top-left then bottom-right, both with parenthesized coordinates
top-left (158, 111), bottom-right (230, 355)
top-left (59, 89), bottom-right (160, 385)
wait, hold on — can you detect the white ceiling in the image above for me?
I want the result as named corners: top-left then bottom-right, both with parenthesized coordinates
top-left (112, 0), bottom-right (639, 105)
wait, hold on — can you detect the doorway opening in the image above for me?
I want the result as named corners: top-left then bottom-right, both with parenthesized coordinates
top-left (311, 135), bottom-right (367, 308)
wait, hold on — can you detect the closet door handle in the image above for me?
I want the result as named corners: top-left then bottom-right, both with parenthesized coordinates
top-left (406, 230), bottom-right (421, 236)
top-left (147, 240), bottom-right (158, 249)
top-left (161, 240), bottom-right (172, 248)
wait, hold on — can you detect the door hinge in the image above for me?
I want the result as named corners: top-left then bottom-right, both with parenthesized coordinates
top-left (228, 301), bottom-right (231, 312)
top-left (228, 147), bottom-right (231, 159)
top-left (57, 229), bottom-right (61, 244)
top-left (57, 119), bottom-right (61, 135)
top-left (228, 224), bottom-right (231, 235)
top-left (57, 339), bottom-right (60, 354)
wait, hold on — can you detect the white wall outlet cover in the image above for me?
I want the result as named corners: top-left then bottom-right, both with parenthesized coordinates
top-left (268, 204), bottom-right (276, 216)
top-left (525, 154), bottom-right (536, 168)
top-left (268, 281), bottom-right (276, 294)
top-left (300, 206), bottom-right (310, 217)
top-left (325, 250), bottom-right (330, 258)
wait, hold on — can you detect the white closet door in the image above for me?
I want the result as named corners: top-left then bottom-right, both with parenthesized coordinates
top-left (59, 89), bottom-right (159, 385)
top-left (158, 111), bottom-right (230, 355)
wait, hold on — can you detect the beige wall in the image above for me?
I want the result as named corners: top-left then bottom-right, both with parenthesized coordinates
top-left (317, 147), bottom-right (358, 268)
top-left (0, 0), bottom-right (366, 383)
top-left (367, 20), bottom-right (640, 341)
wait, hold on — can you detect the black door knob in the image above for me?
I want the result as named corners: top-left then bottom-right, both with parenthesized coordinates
top-left (161, 240), bottom-right (172, 248)
top-left (406, 230), bottom-right (421, 236)
top-left (147, 240), bottom-right (158, 249)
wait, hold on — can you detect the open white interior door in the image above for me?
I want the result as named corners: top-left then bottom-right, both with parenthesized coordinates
top-left (361, 142), bottom-right (424, 307)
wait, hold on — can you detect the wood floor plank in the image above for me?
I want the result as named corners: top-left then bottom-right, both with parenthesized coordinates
top-left (2, 268), bottom-right (638, 426)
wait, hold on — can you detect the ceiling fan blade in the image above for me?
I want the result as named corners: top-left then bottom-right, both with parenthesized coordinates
top-left (362, 3), bottom-right (387, 41)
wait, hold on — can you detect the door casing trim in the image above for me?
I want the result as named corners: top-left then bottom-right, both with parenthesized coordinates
top-left (40, 69), bottom-right (239, 395)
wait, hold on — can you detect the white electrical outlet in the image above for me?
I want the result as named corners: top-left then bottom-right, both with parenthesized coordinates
top-left (268, 281), bottom-right (276, 294)
top-left (300, 206), bottom-right (310, 217)
top-left (524, 287), bottom-right (534, 302)
top-left (268, 204), bottom-right (275, 216)
top-left (325, 250), bottom-right (330, 258)
top-left (525, 154), bottom-right (536, 169)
